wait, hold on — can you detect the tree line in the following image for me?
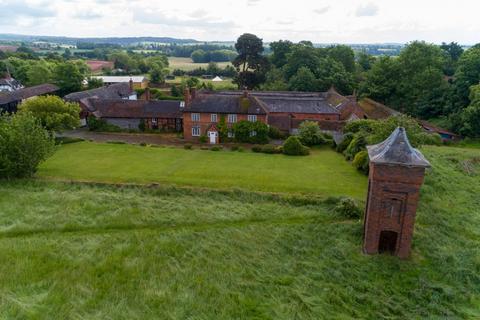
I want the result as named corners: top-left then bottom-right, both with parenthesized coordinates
top-left (232, 33), bottom-right (480, 137)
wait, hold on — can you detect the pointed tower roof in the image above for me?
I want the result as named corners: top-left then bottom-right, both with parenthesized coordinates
top-left (367, 127), bottom-right (431, 168)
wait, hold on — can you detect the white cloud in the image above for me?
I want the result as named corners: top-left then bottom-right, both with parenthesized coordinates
top-left (0, 0), bottom-right (479, 44)
top-left (355, 3), bottom-right (379, 17)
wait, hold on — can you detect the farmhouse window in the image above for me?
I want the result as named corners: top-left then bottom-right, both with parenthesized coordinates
top-left (247, 115), bottom-right (257, 122)
top-left (192, 126), bottom-right (201, 137)
top-left (151, 118), bottom-right (157, 124)
top-left (191, 113), bottom-right (200, 122)
top-left (228, 114), bottom-right (237, 123)
top-left (211, 114), bottom-right (218, 122)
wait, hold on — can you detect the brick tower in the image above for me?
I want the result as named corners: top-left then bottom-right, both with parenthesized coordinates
top-left (363, 127), bottom-right (430, 258)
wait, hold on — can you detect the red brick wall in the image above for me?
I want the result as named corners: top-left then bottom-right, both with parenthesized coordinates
top-left (183, 112), bottom-right (267, 141)
top-left (363, 164), bottom-right (426, 259)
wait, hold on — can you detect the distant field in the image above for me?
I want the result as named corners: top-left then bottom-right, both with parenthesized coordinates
top-left (166, 75), bottom-right (236, 89)
top-left (168, 57), bottom-right (232, 71)
top-left (38, 142), bottom-right (367, 198)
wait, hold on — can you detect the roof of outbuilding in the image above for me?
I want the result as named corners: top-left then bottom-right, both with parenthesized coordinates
top-left (258, 96), bottom-right (339, 114)
top-left (0, 83), bottom-right (59, 105)
top-left (367, 127), bottom-right (431, 168)
top-left (93, 76), bottom-right (147, 83)
top-left (64, 83), bottom-right (133, 101)
top-left (90, 99), bottom-right (182, 119)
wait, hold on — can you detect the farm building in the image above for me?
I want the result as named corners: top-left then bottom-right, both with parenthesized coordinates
top-left (0, 83), bottom-right (59, 113)
top-left (87, 99), bottom-right (183, 132)
top-left (92, 76), bottom-right (148, 89)
top-left (65, 82), bottom-right (137, 126)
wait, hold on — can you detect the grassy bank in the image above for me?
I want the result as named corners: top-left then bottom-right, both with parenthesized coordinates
top-left (168, 57), bottom-right (232, 71)
top-left (37, 142), bottom-right (368, 199)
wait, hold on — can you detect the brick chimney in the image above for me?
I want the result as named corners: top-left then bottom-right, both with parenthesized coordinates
top-left (190, 87), bottom-right (197, 100)
top-left (184, 87), bottom-right (191, 106)
top-left (363, 127), bottom-right (430, 259)
top-left (144, 87), bottom-right (151, 101)
top-left (129, 78), bottom-right (134, 91)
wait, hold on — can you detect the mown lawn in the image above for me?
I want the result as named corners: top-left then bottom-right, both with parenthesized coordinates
top-left (0, 144), bottom-right (479, 318)
top-left (38, 142), bottom-right (368, 199)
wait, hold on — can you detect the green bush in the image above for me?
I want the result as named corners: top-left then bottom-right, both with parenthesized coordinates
top-left (55, 137), bottom-right (84, 145)
top-left (184, 144), bottom-right (193, 150)
top-left (230, 145), bottom-right (239, 151)
top-left (210, 146), bottom-right (222, 151)
top-left (199, 135), bottom-right (208, 143)
top-left (87, 117), bottom-right (122, 132)
top-left (334, 197), bottom-right (363, 219)
top-left (251, 146), bottom-right (262, 153)
top-left (268, 126), bottom-right (284, 139)
top-left (336, 133), bottom-right (354, 153)
top-left (233, 120), bottom-right (269, 144)
top-left (298, 121), bottom-right (326, 146)
top-left (106, 141), bottom-right (126, 144)
top-left (139, 142), bottom-right (147, 147)
top-left (344, 133), bottom-right (367, 160)
top-left (352, 150), bottom-right (370, 174)
top-left (283, 136), bottom-right (310, 156)
top-left (0, 112), bottom-right (55, 179)
top-left (138, 119), bottom-right (146, 132)
top-left (261, 144), bottom-right (282, 154)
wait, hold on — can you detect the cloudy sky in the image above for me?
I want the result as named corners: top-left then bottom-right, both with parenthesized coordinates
top-left (1, 0), bottom-right (479, 44)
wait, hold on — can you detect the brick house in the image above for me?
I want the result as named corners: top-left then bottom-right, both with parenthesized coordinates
top-left (183, 89), bottom-right (268, 144)
top-left (183, 88), bottom-right (362, 143)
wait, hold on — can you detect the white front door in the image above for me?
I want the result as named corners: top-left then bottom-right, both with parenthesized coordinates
top-left (208, 131), bottom-right (217, 144)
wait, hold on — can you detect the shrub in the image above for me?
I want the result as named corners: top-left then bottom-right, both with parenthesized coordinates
top-left (268, 126), bottom-right (284, 139)
top-left (334, 197), bottom-right (363, 219)
top-left (106, 141), bottom-right (126, 144)
top-left (139, 142), bottom-right (147, 147)
top-left (55, 137), bottom-right (84, 145)
top-left (230, 145), bottom-right (239, 151)
top-left (199, 135), bottom-right (208, 143)
top-left (138, 119), bottom-right (146, 132)
top-left (352, 150), bottom-right (370, 174)
top-left (336, 133), bottom-right (354, 153)
top-left (184, 144), bottom-right (193, 150)
top-left (251, 146), bottom-right (262, 153)
top-left (344, 133), bottom-right (367, 160)
top-left (298, 121), bottom-right (326, 146)
top-left (237, 146), bottom-right (245, 152)
top-left (283, 136), bottom-right (310, 156)
top-left (19, 95), bottom-right (81, 132)
top-left (0, 112), bottom-right (55, 179)
top-left (261, 144), bottom-right (282, 154)
top-left (210, 146), bottom-right (222, 151)
top-left (200, 146), bottom-right (209, 150)
top-left (87, 117), bottom-right (122, 132)
top-left (233, 120), bottom-right (269, 144)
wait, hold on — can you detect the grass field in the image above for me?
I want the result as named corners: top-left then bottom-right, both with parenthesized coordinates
top-left (38, 142), bottom-right (367, 199)
top-left (1, 144), bottom-right (480, 318)
top-left (168, 57), bottom-right (232, 71)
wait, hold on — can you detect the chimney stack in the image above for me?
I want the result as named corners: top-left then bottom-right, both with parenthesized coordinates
top-left (144, 87), bottom-right (151, 101)
top-left (190, 87), bottom-right (197, 100)
top-left (129, 78), bottom-right (134, 91)
top-left (184, 87), bottom-right (191, 106)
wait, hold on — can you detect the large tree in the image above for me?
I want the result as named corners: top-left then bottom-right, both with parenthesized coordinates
top-left (269, 40), bottom-right (293, 68)
top-left (233, 33), bottom-right (269, 89)
top-left (19, 95), bottom-right (81, 132)
top-left (54, 62), bottom-right (85, 95)
top-left (452, 45), bottom-right (480, 110)
top-left (459, 84), bottom-right (480, 137)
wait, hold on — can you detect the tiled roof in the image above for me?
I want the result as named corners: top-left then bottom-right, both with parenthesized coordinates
top-left (90, 99), bottom-right (182, 119)
top-left (185, 92), bottom-right (267, 114)
top-left (367, 127), bottom-right (431, 168)
top-left (64, 83), bottom-right (133, 101)
top-left (186, 90), bottom-right (339, 115)
top-left (358, 98), bottom-right (400, 120)
top-left (0, 83), bottom-right (59, 105)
